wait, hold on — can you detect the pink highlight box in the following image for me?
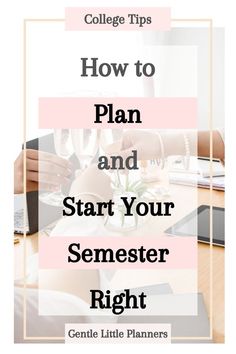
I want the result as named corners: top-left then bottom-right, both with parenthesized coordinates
top-left (65, 7), bottom-right (171, 31)
top-left (39, 235), bottom-right (197, 270)
top-left (38, 97), bottom-right (197, 129)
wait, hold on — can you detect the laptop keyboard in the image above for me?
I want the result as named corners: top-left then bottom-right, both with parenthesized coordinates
top-left (14, 209), bottom-right (29, 234)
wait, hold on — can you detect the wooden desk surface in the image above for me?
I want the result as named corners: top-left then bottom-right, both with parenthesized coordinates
top-left (14, 185), bottom-right (224, 343)
top-left (197, 188), bottom-right (224, 343)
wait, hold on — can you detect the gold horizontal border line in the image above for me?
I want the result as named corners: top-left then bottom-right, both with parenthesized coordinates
top-left (24, 18), bottom-right (64, 22)
top-left (172, 18), bottom-right (212, 22)
top-left (172, 336), bottom-right (213, 340)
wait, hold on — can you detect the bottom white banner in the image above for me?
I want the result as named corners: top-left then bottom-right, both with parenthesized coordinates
top-left (65, 323), bottom-right (171, 343)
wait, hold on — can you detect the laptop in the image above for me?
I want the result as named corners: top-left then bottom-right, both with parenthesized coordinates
top-left (14, 134), bottom-right (76, 235)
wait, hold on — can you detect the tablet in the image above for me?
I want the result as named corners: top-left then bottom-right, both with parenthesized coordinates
top-left (165, 205), bottom-right (225, 247)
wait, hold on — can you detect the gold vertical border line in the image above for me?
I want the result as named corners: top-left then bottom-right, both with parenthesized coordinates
top-left (208, 18), bottom-right (213, 340)
top-left (23, 18), bottom-right (27, 341)
top-left (21, 17), bottom-right (216, 342)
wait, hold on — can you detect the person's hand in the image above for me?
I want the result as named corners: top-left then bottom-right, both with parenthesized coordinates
top-left (14, 149), bottom-right (72, 194)
top-left (69, 164), bottom-right (112, 202)
top-left (119, 130), bottom-right (161, 161)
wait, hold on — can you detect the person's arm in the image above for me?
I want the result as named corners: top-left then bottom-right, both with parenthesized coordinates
top-left (119, 130), bottom-right (225, 162)
top-left (161, 130), bottom-right (225, 161)
top-left (14, 149), bottom-right (72, 194)
top-left (198, 130), bottom-right (225, 162)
